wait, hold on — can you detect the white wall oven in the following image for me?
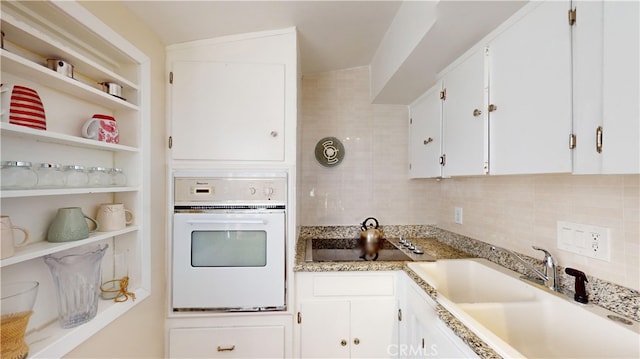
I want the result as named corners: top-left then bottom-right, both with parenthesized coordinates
top-left (172, 172), bottom-right (286, 312)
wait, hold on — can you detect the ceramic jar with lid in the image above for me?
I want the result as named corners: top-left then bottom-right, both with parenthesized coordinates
top-left (63, 165), bottom-right (88, 187)
top-left (1, 161), bottom-right (38, 189)
top-left (87, 167), bottom-right (110, 187)
top-left (37, 163), bottom-right (66, 187)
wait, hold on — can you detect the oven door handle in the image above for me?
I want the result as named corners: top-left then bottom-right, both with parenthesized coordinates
top-left (185, 219), bottom-right (268, 225)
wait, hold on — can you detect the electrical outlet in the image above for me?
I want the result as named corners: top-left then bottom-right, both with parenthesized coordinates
top-left (557, 221), bottom-right (611, 261)
top-left (454, 207), bottom-right (463, 224)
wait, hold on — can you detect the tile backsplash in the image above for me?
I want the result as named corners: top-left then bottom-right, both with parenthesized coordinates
top-left (299, 66), bottom-right (640, 291)
top-left (299, 66), bottom-right (440, 226)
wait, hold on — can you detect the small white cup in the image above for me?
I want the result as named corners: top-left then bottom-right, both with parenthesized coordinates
top-left (96, 204), bottom-right (133, 232)
top-left (1, 215), bottom-right (29, 259)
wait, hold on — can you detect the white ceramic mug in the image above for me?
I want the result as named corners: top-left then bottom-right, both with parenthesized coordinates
top-left (82, 114), bottom-right (119, 144)
top-left (96, 204), bottom-right (133, 232)
top-left (1, 215), bottom-right (29, 259)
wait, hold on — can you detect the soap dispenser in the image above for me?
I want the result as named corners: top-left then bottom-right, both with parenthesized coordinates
top-left (565, 267), bottom-right (589, 304)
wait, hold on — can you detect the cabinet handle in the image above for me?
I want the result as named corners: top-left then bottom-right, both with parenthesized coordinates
top-left (473, 109), bottom-right (482, 117)
top-left (422, 338), bottom-right (425, 349)
top-left (423, 138), bottom-right (433, 145)
top-left (270, 131), bottom-right (278, 137)
top-left (217, 345), bottom-right (235, 352)
top-left (488, 104), bottom-right (497, 112)
top-left (340, 339), bottom-right (347, 346)
top-left (596, 126), bottom-right (603, 153)
top-left (354, 338), bottom-right (360, 345)
top-left (439, 154), bottom-right (446, 166)
top-left (398, 308), bottom-right (402, 321)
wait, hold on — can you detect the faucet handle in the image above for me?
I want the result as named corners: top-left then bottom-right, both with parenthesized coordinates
top-left (532, 246), bottom-right (556, 263)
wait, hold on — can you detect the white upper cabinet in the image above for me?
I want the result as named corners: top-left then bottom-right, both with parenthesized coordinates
top-left (409, 82), bottom-right (443, 178)
top-left (441, 49), bottom-right (487, 177)
top-left (486, 0), bottom-right (572, 175)
top-left (573, 0), bottom-right (639, 174)
top-left (166, 28), bottom-right (297, 165)
top-left (170, 61), bottom-right (285, 161)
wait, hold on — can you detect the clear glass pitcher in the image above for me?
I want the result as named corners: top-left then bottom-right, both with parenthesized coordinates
top-left (44, 244), bottom-right (108, 328)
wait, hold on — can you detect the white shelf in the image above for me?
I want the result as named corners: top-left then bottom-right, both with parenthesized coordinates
top-left (1, 11), bottom-right (139, 90)
top-left (0, 122), bottom-right (139, 152)
top-left (0, 226), bottom-right (140, 268)
top-left (0, 49), bottom-right (139, 112)
top-left (1, 1), bottom-right (151, 357)
top-left (27, 287), bottom-right (150, 359)
top-left (0, 186), bottom-right (139, 199)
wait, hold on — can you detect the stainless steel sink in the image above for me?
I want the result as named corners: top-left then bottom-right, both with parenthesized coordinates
top-left (304, 238), bottom-right (434, 262)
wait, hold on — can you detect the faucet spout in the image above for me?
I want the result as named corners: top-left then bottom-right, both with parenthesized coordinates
top-left (507, 246), bottom-right (559, 292)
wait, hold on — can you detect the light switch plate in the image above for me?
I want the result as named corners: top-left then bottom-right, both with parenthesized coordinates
top-left (557, 221), bottom-right (611, 261)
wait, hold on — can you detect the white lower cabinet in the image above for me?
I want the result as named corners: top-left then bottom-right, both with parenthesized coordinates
top-left (398, 273), bottom-right (478, 359)
top-left (296, 272), bottom-right (399, 358)
top-left (169, 326), bottom-right (285, 358)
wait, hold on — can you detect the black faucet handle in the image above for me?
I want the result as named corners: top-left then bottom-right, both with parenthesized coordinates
top-left (565, 267), bottom-right (589, 304)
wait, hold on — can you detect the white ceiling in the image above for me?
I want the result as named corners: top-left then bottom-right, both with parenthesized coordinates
top-left (123, 1), bottom-right (402, 74)
top-left (123, 1), bottom-right (526, 82)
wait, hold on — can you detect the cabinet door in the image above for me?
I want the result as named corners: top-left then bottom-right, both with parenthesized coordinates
top-left (170, 61), bottom-right (285, 161)
top-left (572, 0), bottom-right (604, 174)
top-left (409, 82), bottom-right (443, 178)
top-left (442, 49), bottom-right (487, 177)
top-left (572, 0), bottom-right (639, 174)
top-left (404, 280), bottom-right (478, 358)
top-left (488, 0), bottom-right (572, 175)
top-left (601, 1), bottom-right (639, 173)
top-left (300, 301), bottom-right (351, 358)
top-left (169, 326), bottom-right (285, 358)
top-left (350, 298), bottom-right (399, 358)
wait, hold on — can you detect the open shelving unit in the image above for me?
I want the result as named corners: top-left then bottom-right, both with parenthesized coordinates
top-left (0, 1), bottom-right (150, 357)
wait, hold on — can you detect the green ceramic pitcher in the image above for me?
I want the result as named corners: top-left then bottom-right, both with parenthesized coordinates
top-left (47, 207), bottom-right (99, 242)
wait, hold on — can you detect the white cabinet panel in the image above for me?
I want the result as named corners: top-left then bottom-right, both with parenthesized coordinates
top-left (300, 301), bottom-right (352, 358)
top-left (170, 61), bottom-right (285, 161)
top-left (169, 326), bottom-right (285, 358)
top-left (488, 0), bottom-right (572, 175)
top-left (296, 272), bottom-right (399, 358)
top-left (401, 274), bottom-right (478, 359)
top-left (351, 299), bottom-right (399, 358)
top-left (409, 82), bottom-right (442, 178)
top-left (442, 49), bottom-right (487, 177)
top-left (572, 0), bottom-right (639, 174)
top-left (601, 1), bottom-right (639, 173)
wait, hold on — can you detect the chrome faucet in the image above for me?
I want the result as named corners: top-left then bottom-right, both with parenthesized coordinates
top-left (507, 246), bottom-right (559, 292)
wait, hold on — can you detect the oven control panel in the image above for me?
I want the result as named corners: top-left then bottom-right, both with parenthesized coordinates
top-left (174, 177), bottom-right (286, 206)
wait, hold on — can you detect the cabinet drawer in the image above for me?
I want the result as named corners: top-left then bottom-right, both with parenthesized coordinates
top-left (169, 326), bottom-right (285, 358)
top-left (311, 273), bottom-right (395, 297)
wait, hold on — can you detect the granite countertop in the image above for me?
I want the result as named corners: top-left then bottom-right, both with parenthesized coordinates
top-left (293, 235), bottom-right (471, 272)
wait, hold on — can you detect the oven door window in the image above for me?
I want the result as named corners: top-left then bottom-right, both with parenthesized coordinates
top-left (191, 230), bottom-right (267, 267)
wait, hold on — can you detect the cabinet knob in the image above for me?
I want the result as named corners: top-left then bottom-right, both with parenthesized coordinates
top-left (488, 104), bottom-right (498, 112)
top-left (354, 338), bottom-right (360, 345)
top-left (340, 339), bottom-right (347, 346)
top-left (423, 138), bottom-right (433, 145)
top-left (473, 109), bottom-right (482, 117)
top-left (270, 131), bottom-right (278, 137)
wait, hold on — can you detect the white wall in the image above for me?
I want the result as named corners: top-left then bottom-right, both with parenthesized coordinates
top-left (68, 2), bottom-right (166, 357)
